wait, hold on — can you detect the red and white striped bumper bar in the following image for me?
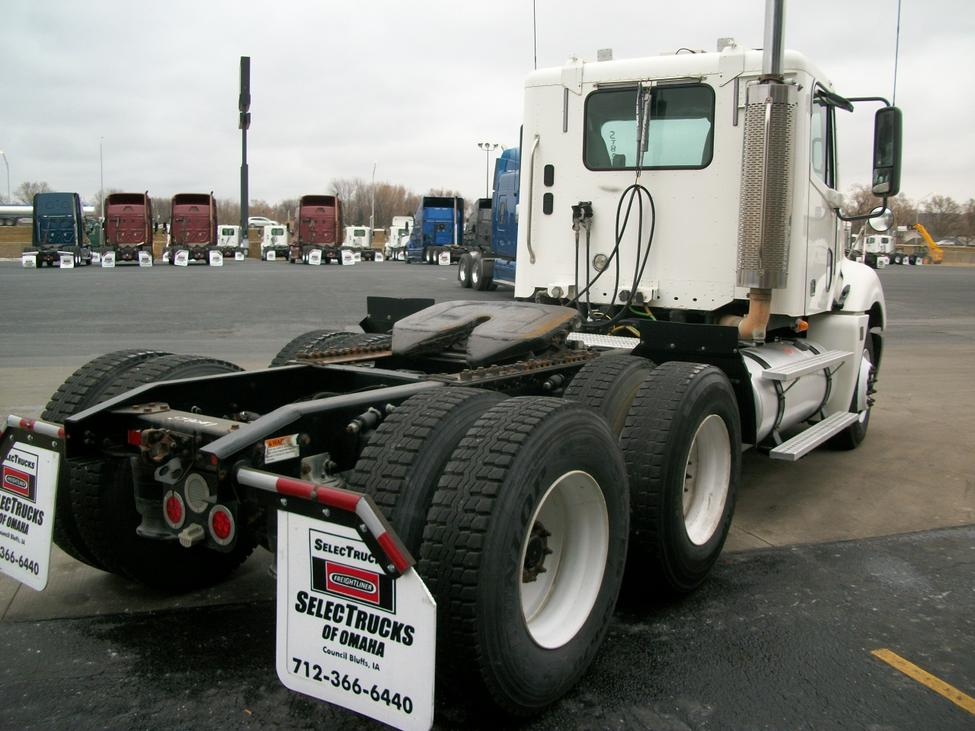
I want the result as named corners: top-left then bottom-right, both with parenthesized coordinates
top-left (235, 466), bottom-right (414, 578)
top-left (4, 415), bottom-right (65, 440)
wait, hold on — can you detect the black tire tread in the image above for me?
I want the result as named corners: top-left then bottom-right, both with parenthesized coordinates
top-left (419, 397), bottom-right (624, 714)
top-left (41, 349), bottom-right (171, 568)
top-left (347, 387), bottom-right (504, 554)
top-left (619, 361), bottom-right (740, 594)
top-left (269, 330), bottom-right (348, 367)
top-left (563, 354), bottom-right (653, 434)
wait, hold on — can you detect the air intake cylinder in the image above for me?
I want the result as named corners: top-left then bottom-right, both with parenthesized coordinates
top-left (735, 81), bottom-right (797, 290)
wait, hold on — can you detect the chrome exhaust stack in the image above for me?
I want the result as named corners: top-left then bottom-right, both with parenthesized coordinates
top-left (734, 0), bottom-right (797, 342)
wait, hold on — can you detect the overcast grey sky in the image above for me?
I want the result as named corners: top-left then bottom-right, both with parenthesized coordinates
top-left (2, 0), bottom-right (971, 211)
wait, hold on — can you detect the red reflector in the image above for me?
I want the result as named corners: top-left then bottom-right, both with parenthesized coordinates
top-left (209, 506), bottom-right (235, 546)
top-left (164, 492), bottom-right (185, 529)
top-left (127, 429), bottom-right (142, 447)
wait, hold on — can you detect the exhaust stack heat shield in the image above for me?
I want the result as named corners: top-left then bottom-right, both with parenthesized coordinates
top-left (736, 82), bottom-right (797, 290)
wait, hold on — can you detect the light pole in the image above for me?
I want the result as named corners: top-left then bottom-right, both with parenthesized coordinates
top-left (99, 137), bottom-right (104, 212)
top-left (370, 162), bottom-right (376, 236)
top-left (0, 150), bottom-right (9, 203)
top-left (477, 142), bottom-right (499, 198)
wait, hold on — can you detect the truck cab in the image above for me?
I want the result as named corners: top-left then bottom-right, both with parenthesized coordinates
top-left (23, 192), bottom-right (92, 267)
top-left (289, 195), bottom-right (342, 264)
top-left (406, 196), bottom-right (464, 264)
top-left (343, 225), bottom-right (377, 261)
top-left (464, 198), bottom-right (493, 249)
top-left (517, 44), bottom-right (889, 324)
top-left (260, 225), bottom-right (289, 261)
top-left (166, 193), bottom-right (218, 265)
top-left (103, 192), bottom-right (153, 264)
top-left (385, 215), bottom-right (413, 260)
top-left (217, 225), bottom-right (242, 252)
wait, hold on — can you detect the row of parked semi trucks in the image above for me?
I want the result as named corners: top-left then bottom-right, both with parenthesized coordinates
top-left (20, 183), bottom-right (512, 270)
top-left (20, 192), bottom-right (382, 267)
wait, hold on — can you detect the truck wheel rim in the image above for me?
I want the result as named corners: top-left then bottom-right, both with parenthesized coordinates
top-left (519, 470), bottom-right (608, 649)
top-left (682, 414), bottom-right (731, 546)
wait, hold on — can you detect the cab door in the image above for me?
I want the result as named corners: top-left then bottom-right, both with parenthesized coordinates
top-left (805, 92), bottom-right (839, 314)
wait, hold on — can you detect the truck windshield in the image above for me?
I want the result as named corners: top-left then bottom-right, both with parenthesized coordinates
top-left (584, 84), bottom-right (714, 170)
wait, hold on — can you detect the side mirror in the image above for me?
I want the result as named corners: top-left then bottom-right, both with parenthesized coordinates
top-left (872, 106), bottom-right (902, 197)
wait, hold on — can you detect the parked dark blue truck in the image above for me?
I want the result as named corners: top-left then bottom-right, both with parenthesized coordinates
top-left (405, 195), bottom-right (464, 264)
top-left (22, 192), bottom-right (93, 268)
top-left (457, 146), bottom-right (519, 290)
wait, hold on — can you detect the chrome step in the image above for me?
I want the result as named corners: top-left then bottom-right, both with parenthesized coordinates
top-left (763, 350), bottom-right (851, 381)
top-left (567, 332), bottom-right (641, 350)
top-left (769, 412), bottom-right (861, 461)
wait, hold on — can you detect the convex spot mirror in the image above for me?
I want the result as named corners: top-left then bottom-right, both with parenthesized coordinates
top-left (872, 106), bottom-right (902, 197)
top-left (867, 206), bottom-right (894, 232)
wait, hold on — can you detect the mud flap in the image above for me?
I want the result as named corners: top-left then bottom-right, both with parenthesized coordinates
top-left (0, 418), bottom-right (64, 591)
top-left (235, 467), bottom-right (435, 730)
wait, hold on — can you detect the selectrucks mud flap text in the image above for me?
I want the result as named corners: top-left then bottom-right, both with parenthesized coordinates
top-left (239, 467), bottom-right (436, 731)
top-left (0, 418), bottom-right (64, 591)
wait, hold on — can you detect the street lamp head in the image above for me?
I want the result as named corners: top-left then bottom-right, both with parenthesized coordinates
top-left (477, 142), bottom-right (499, 152)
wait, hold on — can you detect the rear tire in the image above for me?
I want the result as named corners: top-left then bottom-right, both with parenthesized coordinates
top-left (472, 256), bottom-right (494, 291)
top-left (69, 355), bottom-right (254, 590)
top-left (348, 388), bottom-right (505, 554)
top-left (563, 354), bottom-right (653, 435)
top-left (457, 253), bottom-right (473, 288)
top-left (269, 330), bottom-right (349, 367)
top-left (42, 349), bottom-right (172, 568)
top-left (620, 362), bottom-right (740, 595)
top-left (420, 398), bottom-right (628, 715)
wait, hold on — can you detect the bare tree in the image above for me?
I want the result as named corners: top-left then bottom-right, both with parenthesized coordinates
top-left (15, 181), bottom-right (51, 204)
top-left (217, 198), bottom-right (241, 225)
top-left (920, 195), bottom-right (962, 240)
top-left (961, 199), bottom-right (975, 245)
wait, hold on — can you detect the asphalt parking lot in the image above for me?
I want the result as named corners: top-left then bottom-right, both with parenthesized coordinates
top-left (0, 259), bottom-right (973, 728)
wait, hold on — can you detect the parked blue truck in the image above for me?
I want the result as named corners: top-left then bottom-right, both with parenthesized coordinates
top-left (457, 146), bottom-right (519, 290)
top-left (22, 192), bottom-right (93, 268)
top-left (405, 195), bottom-right (464, 264)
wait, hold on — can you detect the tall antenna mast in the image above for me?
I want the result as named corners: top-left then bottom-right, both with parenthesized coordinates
top-left (892, 0), bottom-right (902, 105)
top-left (533, 1), bottom-right (538, 70)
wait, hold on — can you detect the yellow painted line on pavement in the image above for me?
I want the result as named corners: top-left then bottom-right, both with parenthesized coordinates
top-left (871, 648), bottom-right (975, 716)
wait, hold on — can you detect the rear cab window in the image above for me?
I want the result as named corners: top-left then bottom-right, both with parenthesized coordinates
top-left (584, 84), bottom-right (715, 170)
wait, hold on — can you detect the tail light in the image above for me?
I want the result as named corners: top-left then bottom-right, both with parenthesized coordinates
top-left (163, 491), bottom-right (186, 529)
top-left (209, 505), bottom-right (235, 546)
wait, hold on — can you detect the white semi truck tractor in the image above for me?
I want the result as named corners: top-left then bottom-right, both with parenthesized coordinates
top-left (0, 2), bottom-right (899, 727)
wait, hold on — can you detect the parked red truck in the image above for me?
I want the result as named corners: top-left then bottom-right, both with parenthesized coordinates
top-left (101, 192), bottom-right (154, 266)
top-left (164, 193), bottom-right (220, 265)
top-left (288, 194), bottom-right (342, 264)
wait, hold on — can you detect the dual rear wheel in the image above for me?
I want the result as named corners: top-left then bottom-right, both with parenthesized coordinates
top-left (351, 391), bottom-right (629, 716)
top-left (42, 351), bottom-right (255, 590)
